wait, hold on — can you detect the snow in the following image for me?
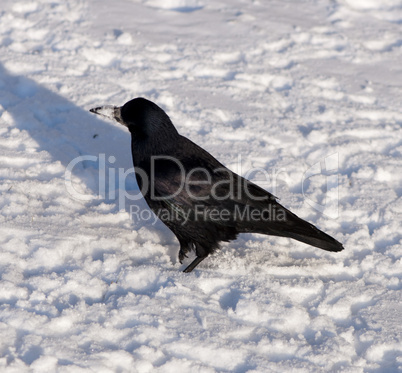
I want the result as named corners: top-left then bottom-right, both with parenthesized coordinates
top-left (0, 0), bottom-right (401, 371)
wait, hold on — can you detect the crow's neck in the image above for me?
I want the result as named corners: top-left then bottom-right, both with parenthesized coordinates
top-left (130, 132), bottom-right (179, 165)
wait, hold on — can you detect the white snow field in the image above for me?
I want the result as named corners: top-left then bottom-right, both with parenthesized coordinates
top-left (1, 0), bottom-right (402, 371)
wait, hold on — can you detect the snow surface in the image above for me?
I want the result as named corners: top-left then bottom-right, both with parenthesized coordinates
top-left (1, 0), bottom-right (402, 371)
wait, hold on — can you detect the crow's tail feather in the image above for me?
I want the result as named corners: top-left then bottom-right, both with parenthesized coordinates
top-left (285, 229), bottom-right (344, 252)
top-left (264, 207), bottom-right (344, 252)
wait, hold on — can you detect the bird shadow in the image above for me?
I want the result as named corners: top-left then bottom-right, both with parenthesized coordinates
top-left (0, 63), bottom-right (174, 243)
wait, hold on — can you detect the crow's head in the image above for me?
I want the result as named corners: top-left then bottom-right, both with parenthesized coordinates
top-left (90, 97), bottom-right (178, 142)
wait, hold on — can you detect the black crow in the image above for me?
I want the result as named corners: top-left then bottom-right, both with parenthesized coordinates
top-left (90, 98), bottom-right (344, 272)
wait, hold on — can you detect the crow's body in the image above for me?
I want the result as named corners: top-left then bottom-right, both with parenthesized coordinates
top-left (90, 98), bottom-right (344, 272)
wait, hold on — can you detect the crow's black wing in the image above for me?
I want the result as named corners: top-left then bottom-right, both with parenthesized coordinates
top-left (147, 137), bottom-right (343, 252)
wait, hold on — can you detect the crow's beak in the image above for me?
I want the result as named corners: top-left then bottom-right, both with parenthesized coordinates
top-left (90, 105), bottom-right (126, 126)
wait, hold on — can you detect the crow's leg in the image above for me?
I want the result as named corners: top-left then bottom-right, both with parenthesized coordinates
top-left (178, 239), bottom-right (192, 264)
top-left (183, 256), bottom-right (207, 273)
top-left (179, 247), bottom-right (188, 264)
